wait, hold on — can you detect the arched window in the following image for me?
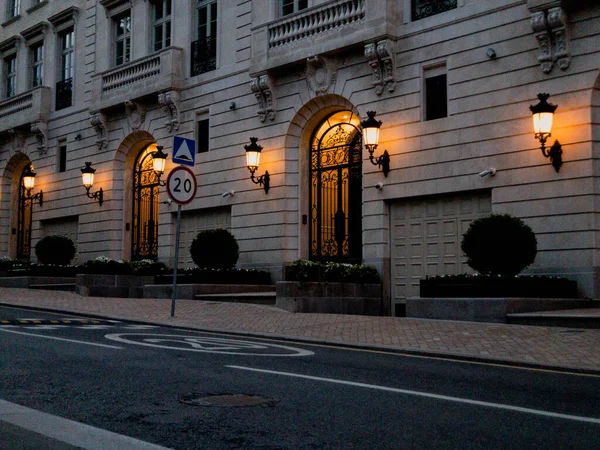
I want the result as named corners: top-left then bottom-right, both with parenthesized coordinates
top-left (309, 111), bottom-right (362, 263)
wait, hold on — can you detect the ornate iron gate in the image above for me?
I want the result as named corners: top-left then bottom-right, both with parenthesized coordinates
top-left (132, 147), bottom-right (160, 260)
top-left (16, 166), bottom-right (33, 261)
top-left (309, 111), bottom-right (362, 263)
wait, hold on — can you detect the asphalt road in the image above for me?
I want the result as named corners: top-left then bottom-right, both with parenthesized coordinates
top-left (0, 305), bottom-right (599, 449)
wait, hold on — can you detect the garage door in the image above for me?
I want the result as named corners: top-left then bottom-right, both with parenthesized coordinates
top-left (178, 207), bottom-right (231, 268)
top-left (390, 191), bottom-right (491, 305)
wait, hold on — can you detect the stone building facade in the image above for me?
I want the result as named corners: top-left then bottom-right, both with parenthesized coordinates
top-left (0, 0), bottom-right (599, 314)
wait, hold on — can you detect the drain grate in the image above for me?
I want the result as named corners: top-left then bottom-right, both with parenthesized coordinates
top-left (179, 393), bottom-right (280, 407)
top-left (558, 329), bottom-right (584, 333)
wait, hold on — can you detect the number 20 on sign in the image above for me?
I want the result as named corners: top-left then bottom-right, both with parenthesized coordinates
top-left (166, 166), bottom-right (198, 205)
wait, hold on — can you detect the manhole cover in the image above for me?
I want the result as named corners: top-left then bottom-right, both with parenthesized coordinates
top-left (179, 393), bottom-right (279, 407)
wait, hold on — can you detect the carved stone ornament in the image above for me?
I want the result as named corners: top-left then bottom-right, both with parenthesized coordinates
top-left (30, 121), bottom-right (48, 155)
top-left (530, 7), bottom-right (570, 73)
top-left (306, 55), bottom-right (337, 96)
top-left (547, 7), bottom-right (570, 71)
top-left (89, 112), bottom-right (109, 149)
top-left (365, 39), bottom-right (396, 95)
top-left (7, 129), bottom-right (25, 154)
top-left (125, 100), bottom-right (146, 131)
top-left (158, 91), bottom-right (180, 133)
top-left (250, 74), bottom-right (276, 122)
top-left (530, 11), bottom-right (553, 73)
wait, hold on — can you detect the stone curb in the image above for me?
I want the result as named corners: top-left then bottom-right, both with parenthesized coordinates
top-left (2, 302), bottom-right (599, 377)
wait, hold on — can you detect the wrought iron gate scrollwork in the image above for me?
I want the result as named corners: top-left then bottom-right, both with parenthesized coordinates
top-left (309, 111), bottom-right (362, 263)
top-left (132, 147), bottom-right (161, 260)
top-left (16, 167), bottom-right (33, 261)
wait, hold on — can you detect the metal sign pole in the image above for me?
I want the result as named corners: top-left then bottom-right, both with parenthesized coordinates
top-left (170, 204), bottom-right (182, 317)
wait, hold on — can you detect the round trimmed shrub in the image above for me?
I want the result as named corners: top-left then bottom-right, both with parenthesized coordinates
top-left (35, 235), bottom-right (76, 265)
top-left (461, 214), bottom-right (537, 276)
top-left (190, 229), bottom-right (239, 269)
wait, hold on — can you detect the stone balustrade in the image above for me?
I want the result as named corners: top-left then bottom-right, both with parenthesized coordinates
top-left (0, 86), bottom-right (51, 133)
top-left (268, 0), bottom-right (365, 48)
top-left (250, 0), bottom-right (392, 75)
top-left (91, 47), bottom-right (183, 111)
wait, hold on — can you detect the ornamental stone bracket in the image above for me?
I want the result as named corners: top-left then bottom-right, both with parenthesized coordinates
top-left (306, 55), bottom-right (337, 96)
top-left (30, 121), bottom-right (48, 155)
top-left (530, 7), bottom-right (570, 73)
top-left (89, 111), bottom-right (109, 149)
top-left (250, 74), bottom-right (276, 122)
top-left (158, 91), bottom-right (180, 133)
top-left (124, 100), bottom-right (146, 131)
top-left (365, 39), bottom-right (396, 95)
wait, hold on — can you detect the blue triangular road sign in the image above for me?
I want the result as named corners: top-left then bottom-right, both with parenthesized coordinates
top-left (173, 136), bottom-right (196, 166)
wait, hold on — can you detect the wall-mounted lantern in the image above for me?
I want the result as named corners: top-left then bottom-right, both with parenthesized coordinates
top-left (244, 137), bottom-right (270, 194)
top-left (361, 111), bottom-right (390, 177)
top-left (81, 162), bottom-right (103, 206)
top-left (530, 93), bottom-right (563, 172)
top-left (22, 165), bottom-right (43, 207)
top-left (152, 145), bottom-right (168, 186)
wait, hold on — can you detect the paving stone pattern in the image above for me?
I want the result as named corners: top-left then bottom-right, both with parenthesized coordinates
top-left (0, 288), bottom-right (599, 372)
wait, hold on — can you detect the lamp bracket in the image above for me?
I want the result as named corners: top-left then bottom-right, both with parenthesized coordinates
top-left (26, 189), bottom-right (43, 207)
top-left (85, 186), bottom-right (104, 206)
top-left (250, 170), bottom-right (270, 194)
top-left (368, 148), bottom-right (391, 177)
top-left (542, 140), bottom-right (563, 173)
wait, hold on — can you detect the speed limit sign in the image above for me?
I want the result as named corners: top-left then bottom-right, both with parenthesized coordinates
top-left (166, 166), bottom-right (197, 205)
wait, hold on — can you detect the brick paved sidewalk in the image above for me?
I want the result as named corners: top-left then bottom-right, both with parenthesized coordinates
top-left (0, 287), bottom-right (599, 373)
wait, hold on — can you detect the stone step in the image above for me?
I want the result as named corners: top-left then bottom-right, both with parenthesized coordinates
top-left (193, 292), bottom-right (277, 305)
top-left (28, 283), bottom-right (77, 292)
top-left (506, 309), bottom-right (600, 329)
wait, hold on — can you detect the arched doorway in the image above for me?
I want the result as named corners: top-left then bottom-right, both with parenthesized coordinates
top-left (16, 165), bottom-right (34, 261)
top-left (309, 110), bottom-right (362, 263)
top-left (131, 144), bottom-right (161, 260)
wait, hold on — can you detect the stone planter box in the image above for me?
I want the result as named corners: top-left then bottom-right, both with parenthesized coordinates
top-left (420, 277), bottom-right (577, 298)
top-left (406, 297), bottom-right (597, 323)
top-left (143, 284), bottom-right (274, 299)
top-left (76, 274), bottom-right (154, 298)
top-left (0, 276), bottom-right (76, 288)
top-left (276, 281), bottom-right (382, 315)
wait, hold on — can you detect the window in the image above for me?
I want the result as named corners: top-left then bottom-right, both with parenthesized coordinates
top-left (4, 54), bottom-right (17, 98)
top-left (153, 0), bottom-right (171, 52)
top-left (196, 118), bottom-right (209, 153)
top-left (56, 29), bottom-right (74, 110)
top-left (30, 42), bottom-right (44, 88)
top-left (281, 0), bottom-right (308, 16)
top-left (191, 0), bottom-right (217, 76)
top-left (424, 65), bottom-right (447, 121)
top-left (412, 0), bottom-right (457, 21)
top-left (58, 144), bottom-right (67, 173)
top-left (114, 12), bottom-right (131, 66)
top-left (8, 0), bottom-right (21, 19)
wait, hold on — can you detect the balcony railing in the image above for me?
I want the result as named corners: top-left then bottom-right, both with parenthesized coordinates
top-left (55, 78), bottom-right (73, 111)
top-left (91, 47), bottom-right (183, 111)
top-left (412, 0), bottom-right (457, 21)
top-left (268, 0), bottom-right (365, 49)
top-left (0, 86), bottom-right (51, 133)
top-left (251, 0), bottom-right (393, 75)
top-left (191, 36), bottom-right (217, 76)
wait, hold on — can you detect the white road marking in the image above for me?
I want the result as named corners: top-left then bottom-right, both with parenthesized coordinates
top-left (227, 365), bottom-right (600, 425)
top-left (122, 325), bottom-right (160, 329)
top-left (76, 325), bottom-right (114, 330)
top-left (0, 327), bottom-right (122, 349)
top-left (26, 325), bottom-right (64, 330)
top-left (105, 334), bottom-right (314, 356)
top-left (0, 399), bottom-right (172, 450)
